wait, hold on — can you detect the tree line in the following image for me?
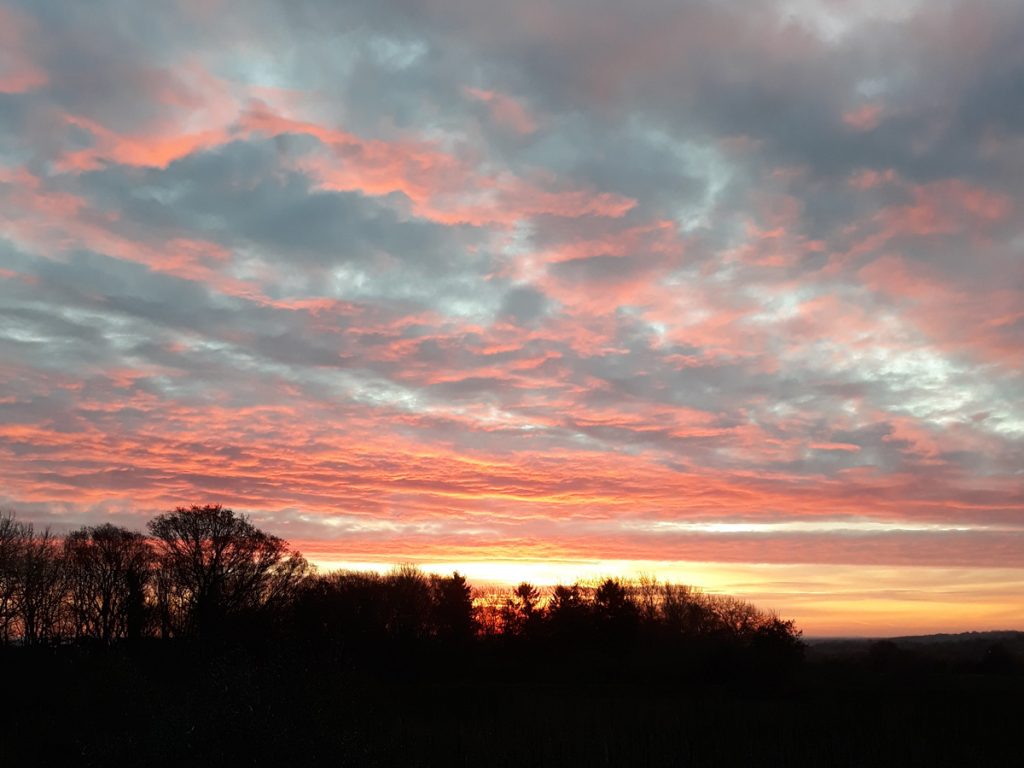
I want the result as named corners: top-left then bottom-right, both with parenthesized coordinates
top-left (0, 504), bottom-right (803, 664)
top-left (0, 505), bottom-right (307, 645)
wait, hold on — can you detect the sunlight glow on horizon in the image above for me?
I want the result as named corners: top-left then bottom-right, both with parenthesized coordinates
top-left (305, 557), bottom-right (1024, 637)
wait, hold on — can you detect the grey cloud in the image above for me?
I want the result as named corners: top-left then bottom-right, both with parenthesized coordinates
top-left (1, 0), bottom-right (1022, 550)
top-left (499, 285), bottom-right (550, 325)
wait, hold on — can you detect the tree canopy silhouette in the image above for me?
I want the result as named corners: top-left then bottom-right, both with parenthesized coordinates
top-left (0, 505), bottom-right (808, 671)
top-left (64, 523), bottom-right (153, 644)
top-left (148, 504), bottom-right (307, 638)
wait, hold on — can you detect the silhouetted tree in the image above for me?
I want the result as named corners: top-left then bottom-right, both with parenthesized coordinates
top-left (291, 570), bottom-right (390, 650)
top-left (431, 571), bottom-right (476, 642)
top-left (750, 614), bottom-right (805, 669)
top-left (514, 581), bottom-right (541, 617)
top-left (547, 583), bottom-right (589, 640)
top-left (64, 524), bottom-right (154, 643)
top-left (378, 564), bottom-right (432, 642)
top-left (594, 578), bottom-right (639, 649)
top-left (659, 582), bottom-right (713, 635)
top-left (15, 525), bottom-right (68, 645)
top-left (594, 579), bottom-right (636, 620)
top-left (501, 581), bottom-right (541, 636)
top-left (598, 581), bottom-right (634, 634)
top-left (549, 583), bottom-right (586, 613)
top-left (0, 510), bottom-right (31, 645)
top-left (712, 595), bottom-right (763, 638)
top-left (148, 504), bottom-right (306, 639)
top-left (635, 575), bottom-right (661, 626)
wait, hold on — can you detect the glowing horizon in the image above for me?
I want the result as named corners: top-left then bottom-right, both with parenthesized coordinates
top-left (298, 558), bottom-right (1024, 638)
top-left (1, 0), bottom-right (1022, 637)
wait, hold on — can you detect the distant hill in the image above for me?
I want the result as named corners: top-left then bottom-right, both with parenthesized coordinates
top-left (805, 630), bottom-right (1024, 666)
top-left (888, 630), bottom-right (1024, 644)
top-left (807, 630), bottom-right (1024, 645)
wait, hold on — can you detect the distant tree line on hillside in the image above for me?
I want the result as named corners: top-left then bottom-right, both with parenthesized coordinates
top-left (0, 505), bottom-right (803, 672)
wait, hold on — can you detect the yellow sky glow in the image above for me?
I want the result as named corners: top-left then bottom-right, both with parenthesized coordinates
top-left (310, 557), bottom-right (1024, 637)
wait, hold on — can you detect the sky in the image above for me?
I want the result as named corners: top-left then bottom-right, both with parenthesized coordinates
top-left (1, 0), bottom-right (1022, 636)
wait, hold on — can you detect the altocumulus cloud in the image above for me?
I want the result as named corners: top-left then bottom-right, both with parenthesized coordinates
top-left (1, 0), bottom-right (1023, 627)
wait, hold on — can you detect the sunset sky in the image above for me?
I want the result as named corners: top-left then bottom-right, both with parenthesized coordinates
top-left (1, 0), bottom-right (1022, 636)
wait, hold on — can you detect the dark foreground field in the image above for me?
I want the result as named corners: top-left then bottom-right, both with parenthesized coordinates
top-left (3, 640), bottom-right (1021, 767)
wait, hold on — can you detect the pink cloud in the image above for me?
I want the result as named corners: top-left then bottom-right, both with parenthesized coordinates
top-left (464, 86), bottom-right (538, 134)
top-left (292, 529), bottom-right (1024, 569)
top-left (810, 442), bottom-right (861, 453)
top-left (842, 103), bottom-right (883, 131)
top-left (859, 254), bottom-right (1024, 367)
top-left (885, 179), bottom-right (1012, 236)
top-left (848, 168), bottom-right (897, 190)
top-left (0, 7), bottom-right (48, 94)
top-left (242, 100), bottom-right (634, 226)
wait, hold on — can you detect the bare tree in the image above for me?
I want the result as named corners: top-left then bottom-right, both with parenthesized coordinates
top-left (148, 504), bottom-right (306, 639)
top-left (64, 524), bottom-right (154, 643)
top-left (661, 582), bottom-right (714, 635)
top-left (0, 510), bottom-right (31, 644)
top-left (712, 595), bottom-right (764, 638)
top-left (16, 525), bottom-right (68, 645)
top-left (635, 574), bottom-right (661, 625)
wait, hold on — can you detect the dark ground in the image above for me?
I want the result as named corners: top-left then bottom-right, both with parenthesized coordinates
top-left (2, 635), bottom-right (1021, 767)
